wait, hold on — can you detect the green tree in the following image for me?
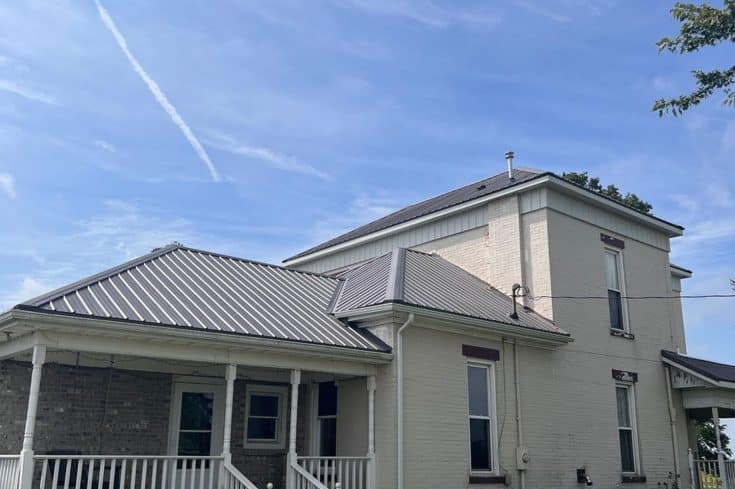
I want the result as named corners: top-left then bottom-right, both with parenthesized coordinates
top-left (561, 172), bottom-right (653, 214)
top-left (695, 419), bottom-right (732, 459)
top-left (654, 1), bottom-right (735, 116)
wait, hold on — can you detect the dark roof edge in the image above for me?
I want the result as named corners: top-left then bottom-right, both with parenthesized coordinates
top-left (11, 304), bottom-right (392, 354)
top-left (285, 171), bottom-right (684, 264)
top-left (662, 350), bottom-right (735, 383)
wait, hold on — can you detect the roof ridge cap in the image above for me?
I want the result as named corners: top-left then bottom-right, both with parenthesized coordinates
top-left (385, 248), bottom-right (406, 302)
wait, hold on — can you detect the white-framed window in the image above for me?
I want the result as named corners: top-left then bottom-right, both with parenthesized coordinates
top-left (615, 383), bottom-right (640, 474)
top-left (467, 363), bottom-right (498, 474)
top-left (317, 382), bottom-right (337, 456)
top-left (604, 249), bottom-right (627, 331)
top-left (244, 384), bottom-right (288, 449)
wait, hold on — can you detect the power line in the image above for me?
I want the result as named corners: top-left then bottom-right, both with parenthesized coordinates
top-left (530, 294), bottom-right (735, 300)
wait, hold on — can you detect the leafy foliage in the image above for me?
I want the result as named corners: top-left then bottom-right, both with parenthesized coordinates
top-left (695, 419), bottom-right (732, 459)
top-left (561, 172), bottom-right (653, 214)
top-left (654, 1), bottom-right (735, 116)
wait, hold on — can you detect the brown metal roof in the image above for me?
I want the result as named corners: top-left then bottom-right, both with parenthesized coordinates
top-left (20, 244), bottom-right (389, 352)
top-left (331, 248), bottom-right (569, 337)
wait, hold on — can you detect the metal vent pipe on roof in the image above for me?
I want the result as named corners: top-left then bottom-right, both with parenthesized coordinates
top-left (506, 151), bottom-right (515, 179)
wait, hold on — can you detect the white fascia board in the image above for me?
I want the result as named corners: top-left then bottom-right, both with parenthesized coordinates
top-left (335, 302), bottom-right (573, 347)
top-left (4, 309), bottom-right (392, 371)
top-left (286, 174), bottom-right (683, 267)
top-left (670, 265), bottom-right (693, 279)
top-left (662, 356), bottom-right (735, 390)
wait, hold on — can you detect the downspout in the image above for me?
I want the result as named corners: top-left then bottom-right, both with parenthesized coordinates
top-left (664, 366), bottom-right (681, 484)
top-left (514, 340), bottom-right (526, 489)
top-left (396, 312), bottom-right (415, 489)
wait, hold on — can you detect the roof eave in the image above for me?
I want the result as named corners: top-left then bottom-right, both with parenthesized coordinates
top-left (3, 307), bottom-right (394, 363)
top-left (285, 173), bottom-right (684, 267)
top-left (336, 302), bottom-right (573, 347)
top-left (661, 352), bottom-right (735, 390)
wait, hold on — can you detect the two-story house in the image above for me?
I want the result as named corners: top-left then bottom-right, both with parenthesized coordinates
top-left (1, 161), bottom-right (733, 489)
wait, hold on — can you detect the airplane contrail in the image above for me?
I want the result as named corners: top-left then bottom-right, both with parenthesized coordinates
top-left (95, 0), bottom-right (221, 182)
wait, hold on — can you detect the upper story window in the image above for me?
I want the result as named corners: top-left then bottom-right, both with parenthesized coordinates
top-left (244, 385), bottom-right (287, 449)
top-left (317, 382), bottom-right (338, 456)
top-left (605, 249), bottom-right (626, 331)
top-left (615, 383), bottom-right (640, 474)
top-left (467, 363), bottom-right (497, 474)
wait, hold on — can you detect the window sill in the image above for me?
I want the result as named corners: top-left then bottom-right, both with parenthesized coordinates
top-left (621, 475), bottom-right (647, 484)
top-left (469, 474), bottom-right (507, 485)
top-left (610, 329), bottom-right (635, 340)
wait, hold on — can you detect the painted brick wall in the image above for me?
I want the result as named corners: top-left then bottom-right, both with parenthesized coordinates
top-left (0, 360), bottom-right (171, 455)
top-left (0, 361), bottom-right (308, 489)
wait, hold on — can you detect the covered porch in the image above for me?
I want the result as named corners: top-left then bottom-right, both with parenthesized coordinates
top-left (0, 316), bottom-right (389, 489)
top-left (663, 350), bottom-right (735, 489)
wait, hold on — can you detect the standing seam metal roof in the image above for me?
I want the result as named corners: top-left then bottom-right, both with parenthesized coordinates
top-left (331, 248), bottom-right (568, 337)
top-left (20, 244), bottom-right (389, 352)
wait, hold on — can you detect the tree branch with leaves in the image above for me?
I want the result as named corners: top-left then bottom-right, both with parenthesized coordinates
top-left (654, 0), bottom-right (735, 116)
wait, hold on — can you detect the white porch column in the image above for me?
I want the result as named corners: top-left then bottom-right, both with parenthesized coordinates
top-left (19, 345), bottom-right (46, 489)
top-left (222, 364), bottom-right (237, 464)
top-left (713, 407), bottom-right (729, 489)
top-left (366, 375), bottom-right (376, 489)
top-left (287, 369), bottom-right (301, 489)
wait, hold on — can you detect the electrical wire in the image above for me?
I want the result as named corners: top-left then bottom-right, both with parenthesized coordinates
top-left (530, 293), bottom-right (735, 300)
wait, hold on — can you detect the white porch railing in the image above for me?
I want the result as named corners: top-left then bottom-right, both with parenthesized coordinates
top-left (295, 457), bottom-right (369, 489)
top-left (219, 462), bottom-right (262, 489)
top-left (290, 463), bottom-right (327, 489)
top-left (33, 455), bottom-right (224, 489)
top-left (0, 455), bottom-right (20, 489)
top-left (692, 458), bottom-right (735, 489)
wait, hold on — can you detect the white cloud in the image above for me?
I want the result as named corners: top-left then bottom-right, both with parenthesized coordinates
top-left (0, 79), bottom-right (58, 105)
top-left (0, 172), bottom-right (16, 199)
top-left (340, 0), bottom-right (500, 28)
top-left (513, 0), bottom-right (571, 22)
top-left (722, 121), bottom-right (735, 150)
top-left (94, 139), bottom-right (116, 153)
top-left (0, 276), bottom-right (53, 308)
top-left (95, 1), bottom-right (220, 182)
top-left (308, 192), bottom-right (403, 244)
top-left (205, 131), bottom-right (332, 181)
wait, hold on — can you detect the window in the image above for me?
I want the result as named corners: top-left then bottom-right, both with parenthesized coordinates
top-left (244, 385), bottom-right (287, 449)
top-left (467, 364), bottom-right (496, 473)
top-left (318, 382), bottom-right (338, 456)
top-left (615, 384), bottom-right (639, 474)
top-left (177, 392), bottom-right (214, 456)
top-left (605, 249), bottom-right (626, 330)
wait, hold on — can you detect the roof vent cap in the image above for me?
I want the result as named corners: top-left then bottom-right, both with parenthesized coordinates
top-left (505, 151), bottom-right (515, 180)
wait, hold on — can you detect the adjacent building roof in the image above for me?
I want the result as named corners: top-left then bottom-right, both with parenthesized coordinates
top-left (331, 248), bottom-right (569, 337)
top-left (285, 168), bottom-right (684, 264)
top-left (662, 350), bottom-right (735, 384)
top-left (19, 244), bottom-right (388, 352)
top-left (286, 169), bottom-right (544, 261)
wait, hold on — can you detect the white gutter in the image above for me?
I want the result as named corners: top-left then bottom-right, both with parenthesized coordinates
top-left (396, 313), bottom-right (415, 489)
top-left (4, 308), bottom-right (394, 365)
top-left (514, 341), bottom-right (526, 489)
top-left (664, 365), bottom-right (681, 482)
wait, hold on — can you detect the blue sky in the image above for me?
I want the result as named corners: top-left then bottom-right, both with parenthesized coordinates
top-left (0, 0), bottom-right (733, 370)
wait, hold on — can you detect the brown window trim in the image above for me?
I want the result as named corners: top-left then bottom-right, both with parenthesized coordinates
top-left (462, 345), bottom-right (500, 361)
top-left (612, 369), bottom-right (639, 383)
top-left (601, 233), bottom-right (625, 249)
top-left (469, 475), bottom-right (507, 485)
top-left (621, 475), bottom-right (647, 483)
top-left (610, 329), bottom-right (635, 340)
